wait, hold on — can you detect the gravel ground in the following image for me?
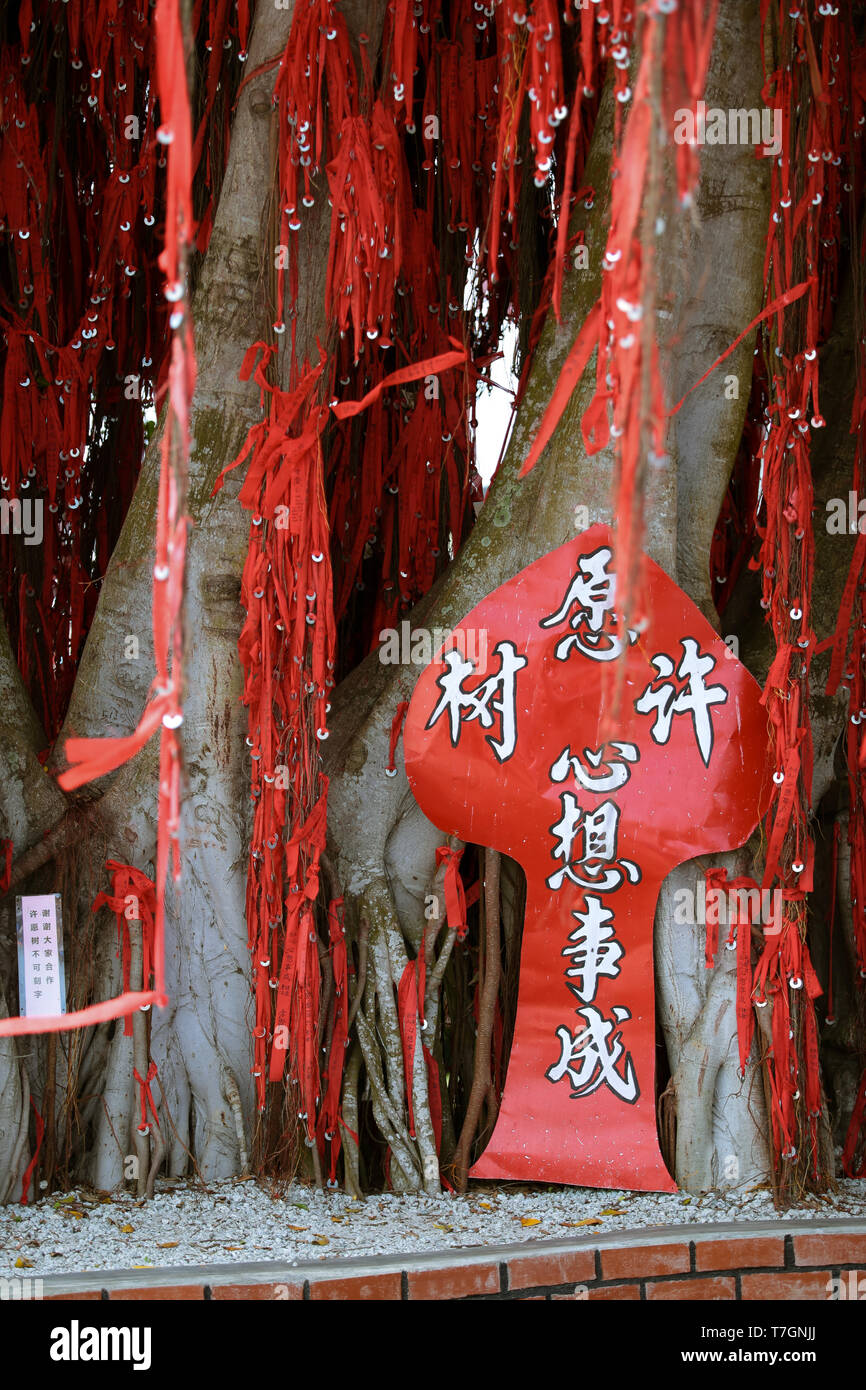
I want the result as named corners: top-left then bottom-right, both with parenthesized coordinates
top-left (2, 1175), bottom-right (866, 1276)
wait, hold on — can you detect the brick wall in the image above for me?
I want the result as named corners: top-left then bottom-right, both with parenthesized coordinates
top-left (40, 1220), bottom-right (866, 1301)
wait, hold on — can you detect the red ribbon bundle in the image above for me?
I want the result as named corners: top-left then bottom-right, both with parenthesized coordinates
top-left (0, 2), bottom-right (229, 1040)
top-left (0, 2), bottom-right (240, 744)
top-left (58, 0), bottom-right (197, 1013)
top-left (745, 0), bottom-right (850, 1174)
top-left (91, 862), bottom-right (157, 1038)
top-left (133, 1060), bottom-right (160, 1136)
top-left (518, 1), bottom-right (719, 639)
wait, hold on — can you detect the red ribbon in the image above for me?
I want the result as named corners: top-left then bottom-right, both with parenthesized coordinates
top-left (19, 1098), bottom-right (44, 1205)
top-left (0, 839), bottom-right (12, 894)
top-left (386, 701), bottom-right (410, 774)
top-left (435, 846), bottom-right (467, 940)
top-left (133, 1060), bottom-right (160, 1134)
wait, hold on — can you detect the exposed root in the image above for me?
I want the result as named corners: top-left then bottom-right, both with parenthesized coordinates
top-left (221, 1065), bottom-right (250, 1176)
top-left (346, 915), bottom-right (369, 1033)
top-left (8, 802), bottom-right (101, 892)
top-left (340, 1042), bottom-right (363, 1199)
top-left (453, 849), bottom-right (501, 1191)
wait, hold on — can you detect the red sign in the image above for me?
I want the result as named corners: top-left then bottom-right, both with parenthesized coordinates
top-left (404, 526), bottom-right (770, 1190)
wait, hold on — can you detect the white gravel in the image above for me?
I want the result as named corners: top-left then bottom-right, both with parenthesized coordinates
top-left (2, 1176), bottom-right (865, 1277)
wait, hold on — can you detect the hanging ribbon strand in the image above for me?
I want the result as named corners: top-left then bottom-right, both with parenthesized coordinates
top-left (56, 0), bottom-right (198, 1007)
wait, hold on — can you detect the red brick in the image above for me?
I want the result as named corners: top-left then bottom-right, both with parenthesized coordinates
top-left (793, 1233), bottom-right (866, 1267)
top-left (407, 1262), bottom-right (500, 1300)
top-left (646, 1276), bottom-right (735, 1301)
top-left (695, 1237), bottom-right (785, 1272)
top-left (587, 1283), bottom-right (641, 1301)
top-left (507, 1250), bottom-right (595, 1291)
top-left (109, 1284), bottom-right (204, 1300)
top-left (601, 1242), bottom-right (689, 1281)
top-left (45, 1291), bottom-right (104, 1301)
top-left (210, 1281), bottom-right (303, 1300)
top-left (740, 1270), bottom-right (833, 1300)
top-left (309, 1273), bottom-right (401, 1300)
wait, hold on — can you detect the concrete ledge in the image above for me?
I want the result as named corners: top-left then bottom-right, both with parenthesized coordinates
top-left (34, 1217), bottom-right (866, 1301)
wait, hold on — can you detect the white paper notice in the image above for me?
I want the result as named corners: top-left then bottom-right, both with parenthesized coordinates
top-left (16, 894), bottom-right (66, 1018)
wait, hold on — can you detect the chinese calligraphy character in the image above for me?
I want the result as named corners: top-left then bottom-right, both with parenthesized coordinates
top-left (549, 740), bottom-right (639, 793)
top-left (540, 547), bottom-right (637, 662)
top-left (635, 637), bottom-right (728, 768)
top-left (426, 640), bottom-right (528, 763)
top-left (547, 1005), bottom-right (638, 1102)
top-left (547, 794), bottom-right (641, 892)
top-left (562, 895), bottom-right (624, 1003)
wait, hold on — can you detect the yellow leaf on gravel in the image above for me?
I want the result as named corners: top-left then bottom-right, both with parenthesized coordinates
top-left (287, 1224), bottom-right (308, 1232)
top-left (520, 1217), bottom-right (541, 1227)
top-left (561, 1218), bottom-right (603, 1228)
top-left (312, 1235), bottom-right (329, 1246)
top-left (156, 1242), bottom-right (179, 1249)
top-left (433, 1223), bottom-right (453, 1232)
top-left (478, 1202), bottom-right (493, 1211)
top-left (600, 1208), bottom-right (627, 1216)
top-left (120, 1224), bottom-right (134, 1233)
top-left (14, 1258), bottom-right (34, 1268)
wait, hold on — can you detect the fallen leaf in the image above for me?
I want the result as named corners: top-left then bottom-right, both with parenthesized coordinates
top-left (120, 1224), bottom-right (135, 1234)
top-left (287, 1224), bottom-right (308, 1232)
top-left (561, 1217), bottom-right (603, 1228)
top-left (312, 1235), bottom-right (329, 1246)
top-left (478, 1201), bottom-right (493, 1211)
top-left (156, 1242), bottom-right (179, 1249)
top-left (223, 1246), bottom-right (245, 1251)
top-left (520, 1217), bottom-right (541, 1227)
top-left (14, 1258), bottom-right (34, 1268)
top-left (599, 1207), bottom-right (627, 1216)
top-left (433, 1222), bottom-right (453, 1232)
